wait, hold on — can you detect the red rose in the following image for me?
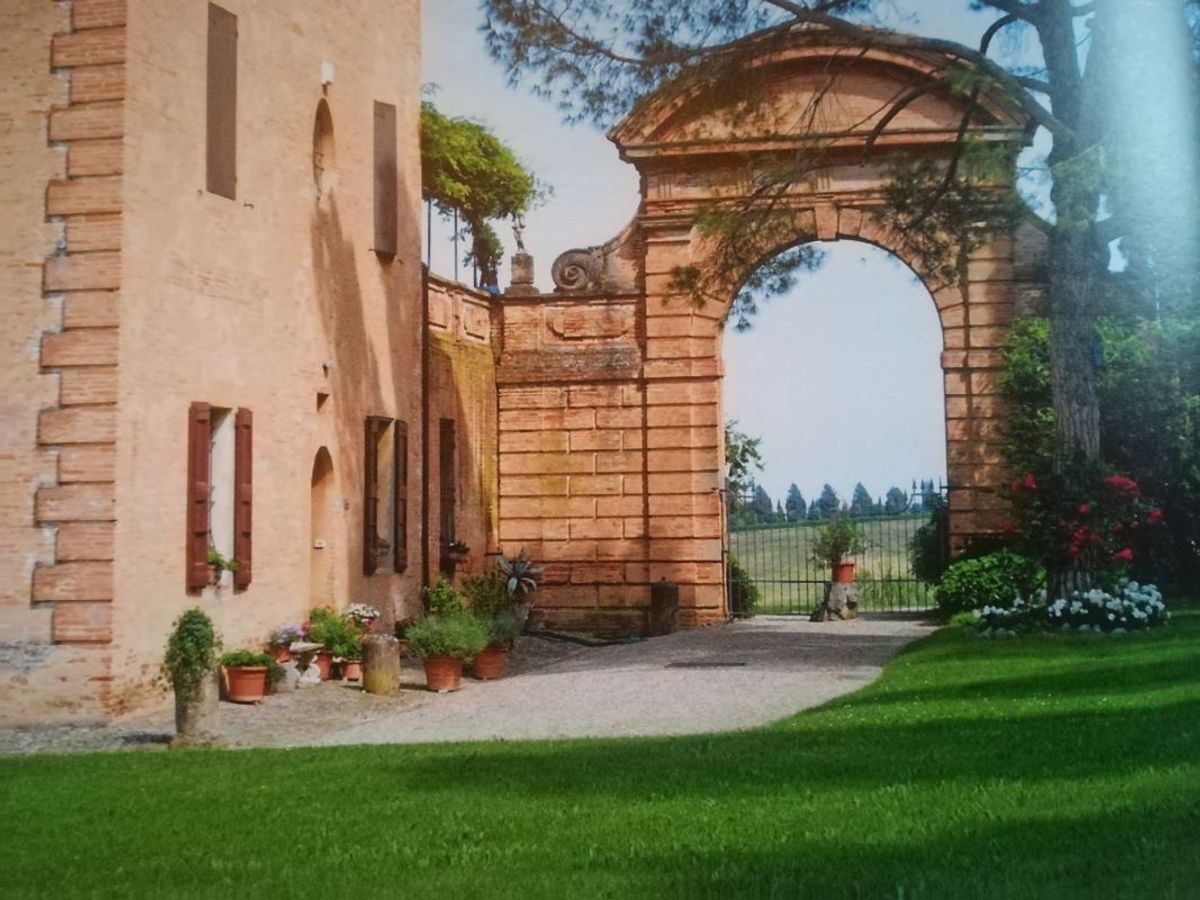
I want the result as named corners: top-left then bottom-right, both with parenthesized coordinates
top-left (1078, 503), bottom-right (1091, 515)
top-left (1148, 508), bottom-right (1164, 524)
top-left (1113, 548), bottom-right (1133, 562)
top-left (1023, 473), bottom-right (1038, 490)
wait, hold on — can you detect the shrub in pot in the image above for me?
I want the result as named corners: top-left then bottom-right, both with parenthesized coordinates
top-left (220, 649), bottom-right (274, 703)
top-left (498, 549), bottom-right (543, 628)
top-left (472, 609), bottom-right (523, 681)
top-left (406, 613), bottom-right (489, 692)
top-left (307, 607), bottom-right (358, 680)
top-left (812, 517), bottom-right (867, 582)
top-left (331, 630), bottom-right (364, 682)
top-left (163, 608), bottom-right (220, 738)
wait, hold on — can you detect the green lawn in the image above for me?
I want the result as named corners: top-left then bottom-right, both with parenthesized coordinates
top-left (4, 612), bottom-right (1199, 899)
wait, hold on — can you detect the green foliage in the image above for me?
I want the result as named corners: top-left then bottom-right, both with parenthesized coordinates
top-left (727, 556), bottom-right (761, 617)
top-left (307, 608), bottom-right (360, 658)
top-left (424, 577), bottom-right (466, 616)
top-left (497, 550), bottom-right (542, 597)
top-left (784, 484), bottom-right (805, 520)
top-left (486, 609), bottom-right (524, 645)
top-left (219, 649), bottom-right (272, 668)
top-left (460, 570), bottom-right (513, 620)
top-left (420, 100), bottom-right (543, 287)
top-left (205, 548), bottom-right (238, 572)
top-left (1000, 316), bottom-right (1198, 585)
top-left (811, 517), bottom-right (866, 567)
top-left (850, 482), bottom-right (875, 517)
top-left (936, 550), bottom-right (1045, 619)
top-left (723, 420), bottom-right (763, 499)
top-left (405, 613), bottom-right (490, 661)
top-left (910, 494), bottom-right (949, 585)
top-left (163, 608), bottom-right (219, 700)
top-left (13, 609), bottom-right (1200, 897)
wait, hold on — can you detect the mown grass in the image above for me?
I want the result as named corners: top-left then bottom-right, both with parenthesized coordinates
top-left (3, 611), bottom-right (1199, 899)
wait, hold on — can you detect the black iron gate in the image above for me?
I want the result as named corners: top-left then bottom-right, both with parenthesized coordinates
top-left (725, 484), bottom-right (949, 615)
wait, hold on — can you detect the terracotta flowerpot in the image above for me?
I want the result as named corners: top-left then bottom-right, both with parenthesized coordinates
top-left (424, 655), bottom-right (464, 693)
top-left (472, 644), bottom-right (509, 681)
top-left (314, 650), bottom-right (334, 681)
top-left (833, 561), bottom-right (856, 584)
top-left (225, 666), bottom-right (268, 703)
top-left (342, 660), bottom-right (363, 681)
top-left (269, 644), bottom-right (292, 664)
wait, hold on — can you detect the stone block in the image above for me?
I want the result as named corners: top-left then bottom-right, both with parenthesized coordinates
top-left (33, 562), bottom-right (113, 602)
top-left (70, 64), bottom-right (125, 103)
top-left (43, 252), bottom-right (121, 291)
top-left (41, 328), bottom-right (118, 366)
top-left (568, 474), bottom-right (623, 496)
top-left (56, 522), bottom-right (115, 561)
top-left (38, 406), bottom-right (117, 443)
top-left (58, 444), bottom-right (116, 482)
top-left (73, 0), bottom-right (127, 30)
top-left (65, 216), bottom-right (121, 253)
top-left (49, 102), bottom-right (124, 141)
top-left (62, 291), bottom-right (119, 327)
top-left (68, 140), bottom-right (123, 176)
top-left (59, 368), bottom-right (117, 405)
top-left (51, 602), bottom-right (113, 644)
top-left (35, 484), bottom-right (115, 522)
top-left (47, 177), bottom-right (122, 216)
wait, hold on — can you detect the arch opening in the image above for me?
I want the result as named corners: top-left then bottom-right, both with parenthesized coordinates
top-left (310, 447), bottom-right (335, 609)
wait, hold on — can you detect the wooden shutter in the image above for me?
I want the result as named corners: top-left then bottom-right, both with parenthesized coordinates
top-left (363, 418), bottom-right (379, 575)
top-left (206, 4), bottom-right (237, 199)
top-left (233, 408), bottom-right (252, 588)
top-left (439, 419), bottom-right (456, 543)
top-left (372, 101), bottom-right (397, 255)
top-left (394, 420), bottom-right (408, 573)
top-left (186, 402), bottom-right (212, 591)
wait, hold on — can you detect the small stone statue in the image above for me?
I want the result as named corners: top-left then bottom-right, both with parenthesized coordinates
top-left (512, 213), bottom-right (526, 251)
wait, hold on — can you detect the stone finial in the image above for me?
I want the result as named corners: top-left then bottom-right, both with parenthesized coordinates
top-left (505, 250), bottom-right (539, 295)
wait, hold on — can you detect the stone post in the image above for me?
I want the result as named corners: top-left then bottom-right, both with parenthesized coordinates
top-left (505, 251), bottom-right (538, 295)
top-left (173, 667), bottom-right (220, 745)
top-left (362, 634), bottom-right (402, 695)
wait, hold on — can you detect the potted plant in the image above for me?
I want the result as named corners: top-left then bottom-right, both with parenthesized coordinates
top-left (163, 608), bottom-right (220, 738)
top-left (406, 612), bottom-right (489, 692)
top-left (331, 630), bottom-right (364, 682)
top-left (266, 624), bottom-right (304, 663)
top-left (220, 648), bottom-right (273, 703)
top-left (306, 607), bottom-right (357, 680)
top-left (812, 517), bottom-right (867, 583)
top-left (348, 602), bottom-right (381, 633)
top-left (472, 609), bottom-right (522, 680)
top-left (206, 547), bottom-right (238, 587)
top-left (498, 549), bottom-right (543, 628)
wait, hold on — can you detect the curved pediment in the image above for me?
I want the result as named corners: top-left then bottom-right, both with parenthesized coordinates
top-left (610, 26), bottom-right (1031, 159)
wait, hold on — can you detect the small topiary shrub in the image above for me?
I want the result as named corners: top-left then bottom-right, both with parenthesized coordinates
top-left (219, 649), bottom-right (272, 668)
top-left (936, 550), bottom-right (1044, 619)
top-left (406, 613), bottom-right (489, 660)
top-left (728, 556), bottom-right (761, 617)
top-left (424, 577), bottom-right (465, 616)
top-left (163, 608), bottom-right (219, 700)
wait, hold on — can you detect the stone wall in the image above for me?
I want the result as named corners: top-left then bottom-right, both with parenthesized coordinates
top-left (426, 274), bottom-right (500, 585)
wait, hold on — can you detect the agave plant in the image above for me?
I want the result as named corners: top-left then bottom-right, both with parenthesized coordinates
top-left (498, 549), bottom-right (542, 598)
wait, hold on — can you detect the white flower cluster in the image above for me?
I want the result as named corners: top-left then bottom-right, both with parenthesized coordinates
top-left (970, 581), bottom-right (1168, 637)
top-left (348, 602), bottom-right (381, 622)
top-left (1046, 580), bottom-right (1168, 633)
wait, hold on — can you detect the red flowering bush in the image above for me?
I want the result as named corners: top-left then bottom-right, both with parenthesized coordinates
top-left (1008, 464), bottom-right (1164, 587)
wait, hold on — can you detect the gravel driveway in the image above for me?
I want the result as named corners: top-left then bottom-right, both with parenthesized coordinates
top-left (0, 614), bottom-right (934, 755)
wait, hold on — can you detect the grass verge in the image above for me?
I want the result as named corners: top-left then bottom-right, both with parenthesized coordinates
top-left (3, 611), bottom-right (1199, 898)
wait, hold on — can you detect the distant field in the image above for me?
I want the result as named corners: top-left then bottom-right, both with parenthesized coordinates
top-left (730, 515), bottom-right (935, 614)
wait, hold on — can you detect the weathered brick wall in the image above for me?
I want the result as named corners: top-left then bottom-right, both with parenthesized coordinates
top-left (0, 0), bottom-right (125, 724)
top-left (426, 274), bottom-right (499, 586)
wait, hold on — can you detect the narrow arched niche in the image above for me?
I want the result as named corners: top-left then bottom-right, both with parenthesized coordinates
top-left (312, 99), bottom-right (336, 198)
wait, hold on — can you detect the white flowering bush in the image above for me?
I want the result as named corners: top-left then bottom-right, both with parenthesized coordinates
top-left (972, 596), bottom-right (1041, 636)
top-left (1046, 581), bottom-right (1169, 633)
top-left (968, 580), bottom-right (1169, 636)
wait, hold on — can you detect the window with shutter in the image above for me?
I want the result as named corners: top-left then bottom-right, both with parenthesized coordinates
top-left (394, 420), bottom-right (408, 573)
top-left (372, 101), bottom-right (397, 256)
top-left (363, 418), bottom-right (379, 576)
top-left (206, 4), bottom-right (237, 199)
top-left (186, 402), bottom-right (212, 591)
top-left (233, 408), bottom-right (252, 589)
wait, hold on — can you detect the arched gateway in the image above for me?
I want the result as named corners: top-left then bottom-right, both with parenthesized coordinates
top-left (496, 27), bottom-right (1048, 633)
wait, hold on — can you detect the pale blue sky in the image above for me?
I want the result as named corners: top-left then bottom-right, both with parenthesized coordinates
top-left (421, 1), bottom-right (1043, 505)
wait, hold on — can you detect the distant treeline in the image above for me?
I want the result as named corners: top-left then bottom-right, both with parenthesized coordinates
top-left (730, 479), bottom-right (944, 528)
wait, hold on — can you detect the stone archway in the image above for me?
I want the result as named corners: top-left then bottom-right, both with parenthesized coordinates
top-left (496, 27), bottom-right (1048, 633)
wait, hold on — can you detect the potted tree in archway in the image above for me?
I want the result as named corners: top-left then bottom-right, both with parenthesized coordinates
top-left (812, 517), bottom-right (866, 583)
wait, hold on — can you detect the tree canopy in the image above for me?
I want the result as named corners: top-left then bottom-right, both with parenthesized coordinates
top-left (420, 100), bottom-right (542, 289)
